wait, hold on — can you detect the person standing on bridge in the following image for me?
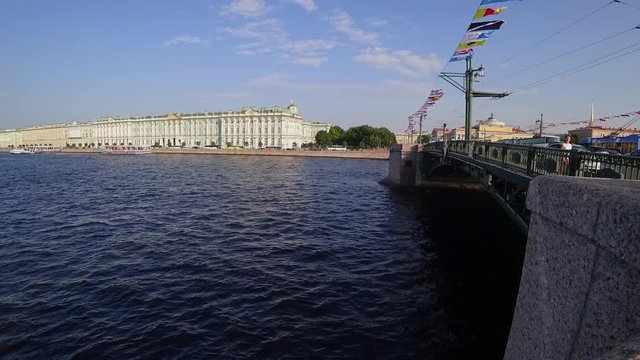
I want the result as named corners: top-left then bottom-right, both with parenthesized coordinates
top-left (561, 135), bottom-right (573, 174)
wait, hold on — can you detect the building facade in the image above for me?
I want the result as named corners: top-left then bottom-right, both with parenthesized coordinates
top-left (21, 124), bottom-right (68, 147)
top-left (0, 129), bottom-right (22, 148)
top-left (1, 103), bottom-right (333, 150)
top-left (473, 114), bottom-right (533, 142)
top-left (93, 103), bottom-right (330, 149)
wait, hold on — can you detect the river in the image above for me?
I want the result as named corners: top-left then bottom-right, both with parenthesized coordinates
top-left (0, 153), bottom-right (524, 359)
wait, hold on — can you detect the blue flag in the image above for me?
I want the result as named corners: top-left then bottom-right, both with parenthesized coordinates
top-left (480, 0), bottom-right (521, 4)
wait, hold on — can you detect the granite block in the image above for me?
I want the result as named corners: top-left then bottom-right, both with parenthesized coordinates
top-left (526, 176), bottom-right (611, 238)
top-left (570, 249), bottom-right (640, 359)
top-left (504, 214), bottom-right (598, 360)
top-left (592, 187), bottom-right (640, 267)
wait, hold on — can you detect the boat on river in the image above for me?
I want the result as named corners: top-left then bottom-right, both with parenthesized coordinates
top-left (102, 145), bottom-right (152, 155)
top-left (10, 149), bottom-right (34, 155)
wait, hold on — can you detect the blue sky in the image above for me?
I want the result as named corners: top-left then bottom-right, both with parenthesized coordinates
top-left (1, 0), bottom-right (638, 133)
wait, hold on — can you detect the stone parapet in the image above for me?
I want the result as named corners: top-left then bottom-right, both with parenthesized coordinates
top-left (504, 176), bottom-right (640, 360)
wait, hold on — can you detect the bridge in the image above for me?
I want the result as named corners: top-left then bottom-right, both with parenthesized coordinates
top-left (387, 141), bottom-right (640, 234)
top-left (384, 142), bottom-right (640, 360)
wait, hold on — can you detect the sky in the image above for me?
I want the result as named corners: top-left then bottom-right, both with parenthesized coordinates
top-left (0, 0), bottom-right (639, 133)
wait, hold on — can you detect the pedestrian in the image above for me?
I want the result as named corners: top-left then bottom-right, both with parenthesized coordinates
top-left (561, 135), bottom-right (572, 174)
top-left (561, 135), bottom-right (573, 150)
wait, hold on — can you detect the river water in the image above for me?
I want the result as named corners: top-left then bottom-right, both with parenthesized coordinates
top-left (0, 153), bottom-right (524, 359)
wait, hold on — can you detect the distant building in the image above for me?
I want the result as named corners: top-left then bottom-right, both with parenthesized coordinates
top-left (393, 133), bottom-right (418, 145)
top-left (0, 103), bottom-right (333, 150)
top-left (569, 125), bottom-right (640, 140)
top-left (472, 114), bottom-right (533, 142)
top-left (22, 124), bottom-right (68, 148)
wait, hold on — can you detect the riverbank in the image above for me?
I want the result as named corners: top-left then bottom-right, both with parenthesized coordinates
top-left (6, 148), bottom-right (389, 160)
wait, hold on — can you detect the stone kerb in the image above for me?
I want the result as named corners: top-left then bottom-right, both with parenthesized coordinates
top-left (504, 176), bottom-right (640, 360)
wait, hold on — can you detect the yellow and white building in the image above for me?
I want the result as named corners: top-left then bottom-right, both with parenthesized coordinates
top-left (0, 103), bottom-right (333, 149)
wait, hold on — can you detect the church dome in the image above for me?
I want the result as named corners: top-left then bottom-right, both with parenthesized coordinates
top-left (480, 114), bottom-right (505, 126)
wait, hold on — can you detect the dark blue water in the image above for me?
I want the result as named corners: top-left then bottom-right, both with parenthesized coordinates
top-left (0, 153), bottom-right (524, 359)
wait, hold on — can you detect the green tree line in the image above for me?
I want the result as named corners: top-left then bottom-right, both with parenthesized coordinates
top-left (314, 125), bottom-right (397, 149)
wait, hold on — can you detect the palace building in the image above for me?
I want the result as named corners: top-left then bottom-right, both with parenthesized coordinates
top-left (0, 103), bottom-right (333, 149)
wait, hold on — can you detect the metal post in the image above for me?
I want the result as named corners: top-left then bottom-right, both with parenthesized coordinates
top-left (418, 114), bottom-right (423, 144)
top-left (539, 113), bottom-right (544, 137)
top-left (465, 57), bottom-right (473, 141)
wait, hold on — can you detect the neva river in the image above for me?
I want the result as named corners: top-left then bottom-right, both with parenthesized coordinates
top-left (0, 153), bottom-right (524, 359)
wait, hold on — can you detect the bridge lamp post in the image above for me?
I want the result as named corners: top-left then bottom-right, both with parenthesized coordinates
top-left (439, 57), bottom-right (509, 141)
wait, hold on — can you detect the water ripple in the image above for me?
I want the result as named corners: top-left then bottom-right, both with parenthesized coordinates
top-left (0, 154), bottom-right (436, 359)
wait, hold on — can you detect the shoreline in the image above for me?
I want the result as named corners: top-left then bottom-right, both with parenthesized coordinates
top-left (4, 148), bottom-right (389, 160)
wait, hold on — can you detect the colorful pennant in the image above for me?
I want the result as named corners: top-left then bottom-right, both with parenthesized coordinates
top-left (467, 20), bottom-right (505, 32)
top-left (462, 31), bottom-right (494, 42)
top-left (457, 40), bottom-right (487, 49)
top-left (473, 7), bottom-right (507, 19)
top-left (480, 0), bottom-right (521, 5)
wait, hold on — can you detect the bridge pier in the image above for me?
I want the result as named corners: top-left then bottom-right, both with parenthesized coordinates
top-left (381, 143), bottom-right (419, 186)
top-left (504, 176), bottom-right (640, 360)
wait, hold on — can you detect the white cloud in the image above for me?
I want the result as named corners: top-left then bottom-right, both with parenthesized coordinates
top-left (220, 0), bottom-right (266, 18)
top-left (365, 17), bottom-right (388, 27)
top-left (163, 36), bottom-right (210, 47)
top-left (329, 10), bottom-right (379, 46)
top-left (286, 0), bottom-right (317, 12)
top-left (292, 57), bottom-right (328, 67)
top-left (224, 18), bottom-right (286, 40)
top-left (355, 47), bottom-right (441, 78)
top-left (281, 39), bottom-right (337, 53)
top-left (248, 73), bottom-right (293, 87)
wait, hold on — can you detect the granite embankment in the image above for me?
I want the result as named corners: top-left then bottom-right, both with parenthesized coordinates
top-left (40, 148), bottom-right (389, 160)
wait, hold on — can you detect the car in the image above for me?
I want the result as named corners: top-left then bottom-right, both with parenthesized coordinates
top-left (584, 145), bottom-right (612, 154)
top-left (546, 143), bottom-right (590, 152)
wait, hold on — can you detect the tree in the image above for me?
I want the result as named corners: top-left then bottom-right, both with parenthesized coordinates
top-left (258, 141), bottom-right (263, 148)
top-left (292, 142), bottom-right (297, 148)
top-left (315, 130), bottom-right (331, 147)
top-left (181, 141), bottom-right (186, 148)
top-left (196, 141), bottom-right (201, 147)
top-left (167, 140), bottom-right (172, 147)
top-left (328, 126), bottom-right (345, 145)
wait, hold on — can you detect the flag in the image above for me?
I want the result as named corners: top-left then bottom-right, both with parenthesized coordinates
top-left (598, 118), bottom-right (606, 122)
top-left (480, 0), bottom-right (521, 5)
top-left (473, 7), bottom-right (507, 19)
top-left (462, 30), bottom-right (494, 42)
top-left (450, 48), bottom-right (474, 62)
top-left (467, 20), bottom-right (505, 32)
top-left (458, 40), bottom-right (487, 49)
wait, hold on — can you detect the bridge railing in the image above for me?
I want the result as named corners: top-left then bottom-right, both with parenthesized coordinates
top-left (425, 141), bottom-right (640, 180)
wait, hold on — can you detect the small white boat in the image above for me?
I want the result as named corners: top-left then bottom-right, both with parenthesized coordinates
top-left (10, 149), bottom-right (34, 155)
top-left (102, 145), bottom-right (152, 155)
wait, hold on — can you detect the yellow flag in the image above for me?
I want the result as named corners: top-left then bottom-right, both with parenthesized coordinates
top-left (457, 40), bottom-right (487, 49)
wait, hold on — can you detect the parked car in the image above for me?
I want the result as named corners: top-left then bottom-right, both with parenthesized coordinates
top-left (583, 145), bottom-right (611, 154)
top-left (546, 143), bottom-right (590, 152)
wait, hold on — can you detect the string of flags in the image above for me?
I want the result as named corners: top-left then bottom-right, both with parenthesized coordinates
top-left (528, 110), bottom-right (640, 131)
top-left (405, 0), bottom-right (523, 135)
top-left (597, 110), bottom-right (640, 122)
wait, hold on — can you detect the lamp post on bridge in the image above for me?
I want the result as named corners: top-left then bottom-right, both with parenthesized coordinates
top-left (439, 57), bottom-right (509, 141)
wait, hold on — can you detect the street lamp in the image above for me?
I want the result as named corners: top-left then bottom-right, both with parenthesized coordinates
top-left (439, 58), bottom-right (508, 141)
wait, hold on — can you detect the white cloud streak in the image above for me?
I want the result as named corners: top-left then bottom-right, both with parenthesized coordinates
top-left (329, 10), bottom-right (379, 46)
top-left (354, 47), bottom-right (441, 79)
top-left (286, 0), bottom-right (317, 12)
top-left (163, 36), bottom-right (210, 47)
top-left (220, 0), bottom-right (266, 18)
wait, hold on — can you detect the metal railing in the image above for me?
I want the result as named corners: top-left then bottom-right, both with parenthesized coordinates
top-left (425, 141), bottom-right (640, 180)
